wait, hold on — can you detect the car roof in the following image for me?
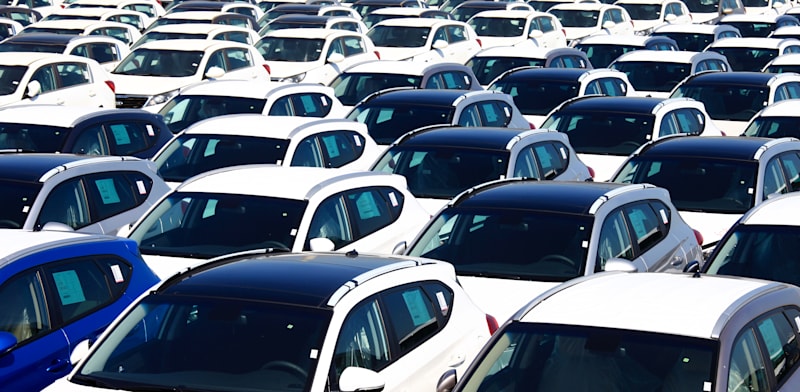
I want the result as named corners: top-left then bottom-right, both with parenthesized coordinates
top-left (652, 23), bottom-right (740, 34)
top-left (0, 229), bottom-right (121, 269)
top-left (157, 252), bottom-right (438, 308)
top-left (135, 38), bottom-right (249, 50)
top-left (263, 27), bottom-right (354, 38)
top-left (757, 98), bottom-right (800, 116)
top-left (549, 3), bottom-right (616, 10)
top-left (472, 45), bottom-right (585, 59)
top-left (0, 153), bottom-right (122, 183)
top-left (637, 135), bottom-right (773, 160)
top-left (396, 126), bottom-right (534, 150)
top-left (269, 14), bottom-right (340, 23)
top-left (184, 115), bottom-right (355, 138)
top-left (518, 272), bottom-right (781, 339)
top-left (764, 53), bottom-right (800, 65)
top-left (0, 51), bottom-right (82, 65)
top-left (341, 59), bottom-right (466, 75)
top-left (177, 80), bottom-right (330, 98)
top-left (739, 192), bottom-right (800, 225)
top-left (681, 71), bottom-right (785, 86)
top-left (364, 88), bottom-right (482, 106)
top-left (470, 9), bottom-right (543, 18)
top-left (576, 34), bottom-right (668, 45)
top-left (707, 37), bottom-right (794, 48)
top-left (451, 180), bottom-right (637, 214)
top-left (0, 105), bottom-right (127, 127)
top-left (373, 17), bottom-right (455, 27)
top-left (368, 6), bottom-right (443, 15)
top-left (1, 32), bottom-right (101, 45)
top-left (612, 50), bottom-right (719, 63)
top-left (559, 95), bottom-right (664, 113)
top-left (145, 22), bottom-right (250, 33)
top-left (498, 67), bottom-right (594, 82)
top-left (22, 19), bottom-right (133, 29)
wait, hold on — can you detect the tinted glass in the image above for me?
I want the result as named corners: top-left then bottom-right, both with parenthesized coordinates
top-left (348, 104), bottom-right (454, 144)
top-left (467, 57), bottom-right (546, 85)
top-left (113, 49), bottom-right (204, 77)
top-left (671, 83), bottom-right (768, 121)
top-left (491, 79), bottom-right (580, 116)
top-left (256, 37), bottom-right (326, 62)
top-left (159, 95), bottom-right (267, 134)
top-left (541, 112), bottom-right (654, 155)
top-left (549, 9), bottom-right (600, 28)
top-left (742, 116), bottom-right (800, 138)
top-left (706, 225), bottom-right (800, 285)
top-left (0, 123), bottom-right (70, 152)
top-left (575, 44), bottom-right (639, 68)
top-left (0, 180), bottom-right (41, 228)
top-left (706, 47), bottom-right (776, 71)
top-left (611, 61), bottom-right (689, 93)
top-left (0, 65), bottom-right (26, 95)
top-left (367, 25), bottom-right (429, 47)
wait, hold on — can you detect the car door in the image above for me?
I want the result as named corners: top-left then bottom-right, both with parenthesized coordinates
top-left (531, 14), bottom-right (564, 48)
top-left (762, 151), bottom-right (800, 199)
top-left (773, 81), bottom-right (800, 102)
top-left (210, 47), bottom-right (261, 80)
top-left (658, 107), bottom-right (706, 137)
top-left (424, 70), bottom-right (475, 89)
top-left (511, 140), bottom-right (570, 180)
top-left (444, 24), bottom-right (479, 63)
top-left (290, 130), bottom-right (368, 169)
top-left (584, 76), bottom-right (629, 96)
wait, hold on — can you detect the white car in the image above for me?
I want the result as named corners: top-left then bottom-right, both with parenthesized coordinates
top-left (548, 3), bottom-right (634, 44)
top-left (651, 23), bottom-right (742, 51)
top-left (367, 18), bottom-right (482, 64)
top-left (152, 115), bottom-right (381, 187)
top-left (122, 166), bottom-right (432, 279)
top-left (572, 34), bottom-right (679, 68)
top-left (20, 19), bottom-right (143, 46)
top-left (610, 50), bottom-right (731, 98)
top-left (614, 0), bottom-right (692, 35)
top-left (42, 7), bottom-right (152, 32)
top-left (66, 0), bottom-right (166, 18)
top-left (259, 14), bottom-right (369, 35)
top-left (0, 52), bottom-right (115, 108)
top-left (159, 80), bottom-right (347, 133)
top-left (362, 6), bottom-right (454, 28)
top-left (145, 10), bottom-right (258, 31)
top-left (132, 23), bottom-right (261, 48)
top-left (257, 28), bottom-right (378, 84)
top-left (466, 9), bottom-right (567, 49)
top-left (0, 17), bottom-right (23, 39)
top-left (741, 98), bottom-right (800, 137)
top-left (111, 39), bottom-right (270, 111)
top-left (0, 33), bottom-right (131, 67)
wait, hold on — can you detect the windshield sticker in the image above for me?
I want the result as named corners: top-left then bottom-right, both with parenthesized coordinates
top-left (22, 206), bottom-right (29, 213)
top-left (110, 124), bottom-right (131, 145)
top-left (355, 192), bottom-right (379, 219)
top-left (53, 270), bottom-right (86, 306)
top-left (402, 289), bottom-right (433, 327)
top-left (320, 96), bottom-right (328, 106)
top-left (322, 135), bottom-right (340, 158)
top-left (559, 147), bottom-right (567, 159)
top-left (95, 178), bottom-right (121, 204)
top-left (310, 349), bottom-right (319, 359)
top-left (146, 124), bottom-right (155, 136)
top-left (354, 135), bottom-right (361, 147)
top-left (659, 209), bottom-right (668, 224)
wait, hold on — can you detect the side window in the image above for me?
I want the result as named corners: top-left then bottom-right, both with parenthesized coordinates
top-left (336, 22), bottom-right (360, 32)
top-left (457, 103), bottom-right (482, 127)
top-left (602, 10), bottom-right (614, 24)
top-left (331, 299), bottom-right (390, 385)
top-left (446, 25), bottom-right (467, 43)
top-left (537, 16), bottom-right (555, 32)
top-left (342, 36), bottom-right (366, 57)
top-left (291, 137), bottom-right (324, 167)
top-left (36, 178), bottom-right (91, 230)
top-left (0, 270), bottom-right (50, 344)
top-left (30, 64), bottom-right (57, 93)
top-left (674, 108), bottom-right (705, 135)
top-left (513, 147), bottom-right (543, 179)
top-left (224, 48), bottom-right (252, 71)
top-left (382, 285), bottom-right (441, 354)
top-left (480, 101), bottom-right (513, 127)
top-left (763, 157), bottom-right (789, 198)
top-left (596, 210), bottom-right (634, 271)
top-left (729, 329), bottom-right (770, 392)
top-left (776, 82), bottom-right (800, 101)
top-left (533, 141), bottom-right (568, 179)
top-left (780, 152), bottom-right (800, 193)
top-left (84, 171), bottom-right (153, 221)
top-left (622, 202), bottom-right (665, 254)
top-left (755, 310), bottom-right (800, 384)
top-left (306, 195), bottom-right (352, 249)
top-left (327, 37), bottom-right (345, 59)
top-left (433, 27), bottom-right (447, 43)
top-left (431, 71), bottom-right (472, 89)
top-left (104, 122), bottom-right (159, 155)
top-left (56, 62), bottom-right (90, 88)
top-left (317, 130), bottom-right (366, 168)
top-left (223, 31), bottom-right (252, 45)
top-left (424, 74), bottom-right (445, 89)
top-left (585, 80), bottom-right (603, 95)
top-left (72, 124), bottom-right (110, 155)
top-left (601, 77), bottom-right (628, 96)
top-left (345, 187), bottom-right (399, 239)
top-left (43, 258), bottom-right (118, 325)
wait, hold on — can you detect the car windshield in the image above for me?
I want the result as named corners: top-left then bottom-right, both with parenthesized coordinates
top-left (0, 123), bottom-right (70, 151)
top-left (541, 111), bottom-right (654, 155)
top-left (613, 156), bottom-right (757, 213)
top-left (467, 57), bottom-right (546, 85)
top-left (362, 13), bottom-right (398, 29)
top-left (681, 0), bottom-right (718, 12)
top-left (575, 44), bottom-right (640, 68)
top-left (460, 322), bottom-right (717, 392)
top-left (765, 64), bottom-right (800, 73)
top-left (706, 224), bottom-right (800, 284)
top-left (373, 146), bottom-right (508, 199)
top-left (611, 61), bottom-right (689, 92)
top-left (619, 3), bottom-right (661, 20)
top-left (671, 83), bottom-right (768, 121)
top-left (154, 135), bottom-right (291, 182)
top-left (528, 0), bottom-right (568, 11)
top-left (742, 116), bottom-right (800, 138)
top-left (548, 9), bottom-right (599, 28)
top-left (21, 27), bottom-right (86, 34)
top-left (0, 66), bottom-right (26, 95)
top-left (330, 72), bottom-right (422, 105)
top-left (407, 208), bottom-right (592, 281)
top-left (367, 25), bottom-right (430, 47)
top-left (706, 47), bottom-right (777, 71)
top-left (0, 42), bottom-right (66, 53)
top-left (721, 21), bottom-right (774, 37)
top-left (650, 32), bottom-right (712, 52)
top-left (159, 95), bottom-right (267, 133)
top-left (256, 36), bottom-right (325, 62)
top-left (0, 179), bottom-right (41, 229)
top-left (261, 20), bottom-right (326, 34)
top-left (491, 79), bottom-right (580, 115)
top-left (135, 32), bottom-right (207, 47)
top-left (450, 7), bottom-right (487, 22)
top-left (73, 295), bottom-right (329, 392)
top-left (113, 49), bottom-right (204, 77)
top-left (469, 17), bottom-right (527, 37)
top-left (347, 104), bottom-right (454, 144)
top-left (129, 192), bottom-right (306, 258)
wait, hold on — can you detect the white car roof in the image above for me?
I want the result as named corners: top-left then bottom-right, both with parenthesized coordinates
top-left (765, 53), bottom-right (800, 66)
top-left (0, 105), bottom-right (118, 127)
top-left (341, 59), bottom-right (458, 75)
top-left (0, 230), bottom-right (117, 267)
top-left (739, 192), bottom-right (800, 225)
top-left (176, 165), bottom-right (405, 199)
top-left (134, 38), bottom-right (251, 51)
top-left (612, 49), bottom-right (721, 63)
top-left (576, 34), bottom-right (657, 45)
top-left (264, 27), bottom-right (359, 38)
top-left (177, 80), bottom-right (333, 98)
top-left (472, 45), bottom-right (575, 58)
top-left (144, 22), bottom-right (253, 34)
top-left (372, 17), bottom-right (460, 27)
top-left (653, 23), bottom-right (739, 34)
top-left (47, 7), bottom-right (143, 17)
top-left (469, 9), bottom-right (549, 18)
top-left (520, 272), bottom-right (773, 338)
top-left (158, 10), bottom-right (233, 20)
top-left (549, 3), bottom-right (616, 11)
top-left (707, 37), bottom-right (798, 49)
top-left (24, 19), bottom-right (134, 30)
top-left (719, 13), bottom-right (779, 22)
top-left (615, 0), bottom-right (671, 5)
top-left (367, 6), bottom-right (438, 15)
top-left (183, 115), bottom-right (359, 139)
top-left (0, 52), bottom-right (91, 66)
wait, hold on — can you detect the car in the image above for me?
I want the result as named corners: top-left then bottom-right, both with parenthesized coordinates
top-left (366, 18), bottom-right (482, 64)
top-left (111, 39), bottom-right (270, 111)
top-left (741, 98), bottom-right (800, 137)
top-left (609, 50), bottom-right (731, 97)
top-left (329, 59), bottom-right (482, 110)
top-left (701, 192), bottom-right (800, 285)
top-left (347, 88), bottom-right (532, 146)
top-left (0, 5), bottom-right (43, 26)
top-left (159, 80), bottom-right (347, 134)
top-left (718, 12), bottom-right (783, 37)
top-left (0, 229), bottom-right (160, 391)
top-left (682, 0), bottom-right (745, 24)
top-left (762, 51), bottom-right (800, 71)
top-left (259, 14), bottom-right (368, 35)
top-left (350, 0), bottom-right (426, 17)
top-left (450, 0), bottom-right (534, 22)
top-left (466, 9), bottom-right (567, 49)
top-left (66, 0), bottom-right (166, 19)
top-left (42, 7), bottom-right (151, 32)
top-left (152, 115), bottom-right (381, 187)
top-left (371, 126), bottom-right (593, 213)
top-left (650, 22), bottom-right (742, 51)
top-left (526, 0), bottom-right (600, 12)
top-left (0, 52), bottom-right (115, 108)
top-left (257, 3), bottom-right (360, 29)
top-left (256, 28), bottom-right (378, 84)
top-left (164, 0), bottom-right (263, 20)
top-left (547, 3), bottom-right (635, 45)
top-left (614, 0), bottom-right (692, 35)
top-left (20, 19), bottom-right (143, 45)
top-left (489, 67), bottom-right (635, 127)
top-left (4, 0), bottom-right (61, 17)
top-left (572, 34), bottom-right (679, 68)
top-left (0, 153), bottom-right (171, 233)
top-left (0, 16), bottom-right (22, 39)
top-left (768, 24), bottom-right (800, 40)
top-left (0, 104), bottom-right (172, 157)
top-left (122, 165), bottom-right (431, 278)
top-left (132, 23), bottom-right (261, 48)
top-left (742, 0), bottom-right (793, 15)
top-left (362, 6), bottom-right (452, 28)
top-left (436, 271), bottom-right (800, 392)
top-left (404, 179), bottom-right (702, 321)
top-left (669, 71), bottom-right (800, 134)
top-left (0, 33), bottom-right (130, 67)
top-left (705, 36), bottom-right (800, 71)
top-left (611, 135), bottom-right (800, 246)
top-left (145, 10), bottom-right (259, 31)
top-left (467, 46), bottom-right (592, 87)
top-left (44, 251), bottom-right (497, 392)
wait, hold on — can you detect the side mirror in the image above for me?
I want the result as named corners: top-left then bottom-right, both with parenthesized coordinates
top-left (339, 367), bottom-right (385, 392)
top-left (41, 222), bottom-right (75, 232)
top-left (683, 260), bottom-right (701, 274)
top-left (664, 13), bottom-right (677, 22)
top-left (432, 39), bottom-right (448, 49)
top-left (602, 20), bottom-right (616, 29)
top-left (25, 80), bottom-right (41, 98)
top-left (204, 66), bottom-right (225, 79)
top-left (392, 241), bottom-right (407, 255)
top-left (0, 331), bottom-right (16, 356)
top-left (70, 339), bottom-right (92, 365)
top-left (528, 29), bottom-right (544, 38)
top-left (721, 7), bottom-right (734, 14)
top-left (604, 258), bottom-right (638, 273)
top-left (436, 369), bottom-right (458, 392)
top-left (309, 237), bottom-right (335, 252)
top-left (327, 52), bottom-right (345, 64)
top-left (116, 223), bottom-right (134, 238)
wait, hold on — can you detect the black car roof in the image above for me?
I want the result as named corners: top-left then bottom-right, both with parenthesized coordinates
top-left (364, 89), bottom-right (473, 107)
top-left (561, 96), bottom-right (664, 113)
top-left (157, 252), bottom-right (425, 308)
top-left (0, 153), bottom-right (94, 183)
top-left (399, 127), bottom-right (527, 150)
top-left (454, 180), bottom-right (628, 215)
top-left (639, 136), bottom-right (772, 160)
top-left (500, 68), bottom-right (591, 83)
top-left (270, 14), bottom-right (336, 23)
top-left (1, 32), bottom-right (79, 45)
top-left (683, 71), bottom-right (777, 86)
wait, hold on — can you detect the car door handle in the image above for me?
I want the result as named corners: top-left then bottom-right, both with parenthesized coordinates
top-left (56, 98), bottom-right (65, 105)
top-left (46, 358), bottom-right (69, 373)
top-left (448, 352), bottom-right (466, 368)
top-left (88, 90), bottom-right (96, 97)
top-left (670, 256), bottom-right (685, 267)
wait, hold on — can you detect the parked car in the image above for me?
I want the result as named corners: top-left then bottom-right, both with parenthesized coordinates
top-left (614, 0), bottom-right (692, 36)
top-left (0, 33), bottom-right (130, 66)
top-left (650, 23), bottom-right (742, 51)
top-left (609, 50), bottom-right (731, 97)
top-left (573, 34), bottom-right (678, 68)
top-left (466, 9), bottom-right (567, 49)
top-left (20, 19), bottom-right (142, 45)
top-left (681, 0), bottom-right (744, 23)
top-left (705, 36), bottom-right (800, 71)
top-left (145, 10), bottom-right (258, 30)
top-left (437, 271), bottom-right (800, 392)
top-left (741, 99), bottom-right (800, 138)
top-left (450, 0), bottom-right (534, 22)
top-left (467, 46), bottom-right (591, 87)
top-left (259, 14), bottom-right (368, 35)
top-left (0, 229), bottom-right (160, 391)
top-left (547, 3), bottom-right (635, 45)
top-left (362, 6), bottom-right (452, 28)
top-left (762, 51), bottom-right (800, 71)
top-left (42, 7), bottom-right (151, 32)
top-left (45, 251), bottom-right (496, 392)
top-left (718, 12), bottom-right (783, 37)
top-left (405, 179), bottom-right (702, 321)
top-left (66, 0), bottom-right (166, 19)
top-left (131, 23), bottom-right (261, 48)
top-left (366, 18), bottom-right (482, 64)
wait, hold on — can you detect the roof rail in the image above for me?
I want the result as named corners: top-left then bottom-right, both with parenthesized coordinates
top-left (588, 183), bottom-right (651, 214)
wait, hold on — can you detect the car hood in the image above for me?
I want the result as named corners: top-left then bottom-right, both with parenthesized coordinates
top-left (523, 114), bottom-right (548, 129)
top-left (576, 153), bottom-right (628, 182)
top-left (710, 119), bottom-right (748, 136)
top-left (477, 36), bottom-right (527, 49)
top-left (458, 276), bottom-right (560, 323)
top-left (678, 210), bottom-right (741, 248)
top-left (111, 74), bottom-right (198, 96)
top-left (374, 46), bottom-right (428, 61)
top-left (632, 20), bottom-right (663, 32)
top-left (264, 61), bottom-right (321, 79)
top-left (563, 27), bottom-right (599, 41)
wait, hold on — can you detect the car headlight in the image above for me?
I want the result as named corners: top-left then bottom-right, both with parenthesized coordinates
top-left (279, 72), bottom-right (306, 83)
top-left (145, 89), bottom-right (180, 107)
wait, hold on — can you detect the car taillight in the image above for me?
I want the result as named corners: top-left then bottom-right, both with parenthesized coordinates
top-left (529, 122), bottom-right (536, 129)
top-left (104, 80), bottom-right (115, 92)
top-left (561, 28), bottom-right (566, 36)
top-left (476, 38), bottom-right (482, 48)
top-left (262, 64), bottom-right (271, 75)
top-left (588, 166), bottom-right (595, 179)
top-left (720, 129), bottom-right (727, 136)
top-left (486, 314), bottom-right (499, 335)
top-left (374, 50), bottom-right (381, 59)
top-left (693, 229), bottom-right (704, 246)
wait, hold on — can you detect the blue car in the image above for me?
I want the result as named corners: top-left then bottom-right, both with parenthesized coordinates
top-left (0, 229), bottom-right (159, 391)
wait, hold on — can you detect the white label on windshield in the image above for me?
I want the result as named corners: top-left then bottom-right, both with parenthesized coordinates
top-left (22, 206), bottom-right (29, 213)
top-left (290, 228), bottom-right (297, 236)
top-left (321, 96), bottom-right (328, 106)
top-left (747, 188), bottom-right (754, 195)
top-left (504, 107), bottom-right (511, 117)
top-left (388, 192), bottom-right (398, 206)
top-left (559, 147), bottom-right (567, 159)
top-left (354, 135), bottom-right (361, 146)
top-left (146, 124), bottom-right (155, 136)
top-left (136, 180), bottom-right (146, 195)
top-left (703, 382), bottom-right (711, 391)
top-left (436, 291), bottom-right (449, 316)
top-left (794, 315), bottom-right (800, 332)
top-left (310, 349), bottom-right (319, 359)
top-left (111, 265), bottom-right (124, 283)
top-left (581, 241), bottom-right (588, 248)
top-left (659, 209), bottom-right (668, 224)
